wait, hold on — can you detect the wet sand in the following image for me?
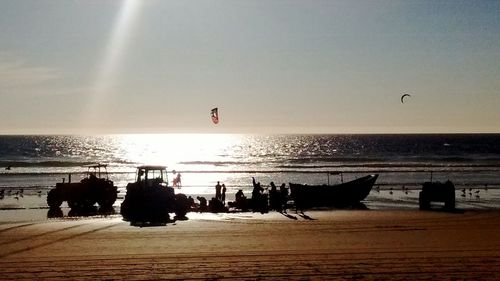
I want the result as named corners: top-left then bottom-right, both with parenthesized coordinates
top-left (1, 210), bottom-right (499, 280)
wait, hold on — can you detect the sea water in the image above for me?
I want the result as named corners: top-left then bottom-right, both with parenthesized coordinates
top-left (1, 134), bottom-right (500, 216)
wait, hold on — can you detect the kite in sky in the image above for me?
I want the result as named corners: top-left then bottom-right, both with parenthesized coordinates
top-left (211, 108), bottom-right (219, 124)
top-left (401, 93), bottom-right (411, 103)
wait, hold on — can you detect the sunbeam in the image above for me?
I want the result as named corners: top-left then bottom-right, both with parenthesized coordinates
top-left (84, 0), bottom-right (143, 127)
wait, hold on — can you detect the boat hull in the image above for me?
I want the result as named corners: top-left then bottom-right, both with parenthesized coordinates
top-left (289, 174), bottom-right (378, 209)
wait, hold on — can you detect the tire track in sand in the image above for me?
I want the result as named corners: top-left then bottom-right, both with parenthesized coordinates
top-left (0, 220), bottom-right (122, 259)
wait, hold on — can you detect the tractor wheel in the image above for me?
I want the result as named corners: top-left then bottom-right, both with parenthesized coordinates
top-left (444, 196), bottom-right (455, 210)
top-left (67, 200), bottom-right (79, 209)
top-left (47, 189), bottom-right (63, 208)
top-left (98, 189), bottom-right (117, 209)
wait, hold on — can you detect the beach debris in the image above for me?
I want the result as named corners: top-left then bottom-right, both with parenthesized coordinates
top-left (400, 93), bottom-right (411, 103)
top-left (211, 107), bottom-right (219, 124)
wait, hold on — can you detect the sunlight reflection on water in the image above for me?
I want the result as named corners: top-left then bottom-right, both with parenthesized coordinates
top-left (115, 134), bottom-right (242, 167)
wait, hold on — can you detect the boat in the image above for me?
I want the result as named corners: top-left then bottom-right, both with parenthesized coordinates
top-left (289, 174), bottom-right (379, 210)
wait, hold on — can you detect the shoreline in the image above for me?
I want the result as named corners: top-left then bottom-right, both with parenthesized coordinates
top-left (1, 209), bottom-right (499, 280)
top-left (2, 186), bottom-right (500, 223)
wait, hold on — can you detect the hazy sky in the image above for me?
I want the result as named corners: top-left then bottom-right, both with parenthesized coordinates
top-left (1, 0), bottom-right (499, 134)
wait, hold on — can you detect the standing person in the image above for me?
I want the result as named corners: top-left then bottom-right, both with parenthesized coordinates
top-left (252, 177), bottom-right (263, 199)
top-left (221, 183), bottom-right (227, 204)
top-left (279, 183), bottom-right (288, 213)
top-left (269, 182), bottom-right (280, 211)
top-left (215, 181), bottom-right (222, 201)
top-left (251, 177), bottom-right (265, 212)
top-left (173, 172), bottom-right (182, 188)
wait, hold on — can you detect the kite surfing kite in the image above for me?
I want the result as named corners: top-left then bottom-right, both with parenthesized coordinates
top-left (211, 108), bottom-right (219, 124)
top-left (401, 93), bottom-right (411, 103)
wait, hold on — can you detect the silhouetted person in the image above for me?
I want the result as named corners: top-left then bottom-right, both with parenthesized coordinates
top-left (252, 177), bottom-right (263, 198)
top-left (221, 183), bottom-right (227, 204)
top-left (235, 189), bottom-right (245, 202)
top-left (187, 196), bottom-right (195, 209)
top-left (173, 172), bottom-right (182, 188)
top-left (197, 196), bottom-right (207, 212)
top-left (252, 177), bottom-right (265, 212)
top-left (138, 169), bottom-right (145, 182)
top-left (269, 182), bottom-right (280, 211)
top-left (209, 197), bottom-right (227, 213)
top-left (5, 165), bottom-right (11, 170)
top-left (279, 183), bottom-right (288, 213)
top-left (215, 181), bottom-right (222, 200)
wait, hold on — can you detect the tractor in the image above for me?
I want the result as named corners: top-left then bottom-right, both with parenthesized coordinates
top-left (419, 180), bottom-right (456, 211)
top-left (47, 164), bottom-right (117, 211)
top-left (120, 165), bottom-right (191, 224)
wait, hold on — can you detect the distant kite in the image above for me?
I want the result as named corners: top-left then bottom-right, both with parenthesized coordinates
top-left (401, 93), bottom-right (411, 103)
top-left (211, 108), bottom-right (219, 124)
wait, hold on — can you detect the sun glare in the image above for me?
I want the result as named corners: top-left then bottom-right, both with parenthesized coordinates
top-left (84, 0), bottom-right (143, 125)
top-left (116, 134), bottom-right (240, 165)
top-left (115, 134), bottom-right (243, 193)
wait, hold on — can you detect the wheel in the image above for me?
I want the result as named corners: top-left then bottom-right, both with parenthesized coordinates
top-left (444, 196), bottom-right (455, 210)
top-left (67, 200), bottom-right (79, 209)
top-left (98, 188), bottom-right (117, 209)
top-left (47, 189), bottom-right (63, 208)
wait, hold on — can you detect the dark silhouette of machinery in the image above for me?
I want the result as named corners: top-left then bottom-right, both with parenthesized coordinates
top-left (47, 164), bottom-right (117, 210)
top-left (419, 180), bottom-right (455, 210)
top-left (120, 165), bottom-right (191, 224)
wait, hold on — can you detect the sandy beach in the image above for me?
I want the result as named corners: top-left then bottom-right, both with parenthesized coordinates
top-left (1, 210), bottom-right (499, 280)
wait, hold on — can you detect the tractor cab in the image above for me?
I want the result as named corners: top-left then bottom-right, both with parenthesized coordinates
top-left (85, 163), bottom-right (110, 180)
top-left (135, 166), bottom-right (169, 188)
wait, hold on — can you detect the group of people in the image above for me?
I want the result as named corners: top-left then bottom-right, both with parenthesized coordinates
top-left (192, 178), bottom-right (289, 213)
top-left (269, 181), bottom-right (289, 212)
top-left (252, 177), bottom-right (288, 213)
top-left (214, 181), bottom-right (227, 203)
top-left (193, 181), bottom-right (228, 213)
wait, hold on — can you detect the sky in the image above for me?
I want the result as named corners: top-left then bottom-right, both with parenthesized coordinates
top-left (1, 0), bottom-right (499, 134)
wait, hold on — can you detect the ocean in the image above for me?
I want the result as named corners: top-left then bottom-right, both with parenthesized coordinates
top-left (1, 134), bottom-right (500, 220)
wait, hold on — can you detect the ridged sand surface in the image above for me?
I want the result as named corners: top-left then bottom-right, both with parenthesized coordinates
top-left (1, 210), bottom-right (499, 280)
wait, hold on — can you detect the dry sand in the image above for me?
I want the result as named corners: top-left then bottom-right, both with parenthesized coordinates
top-left (1, 210), bottom-right (499, 280)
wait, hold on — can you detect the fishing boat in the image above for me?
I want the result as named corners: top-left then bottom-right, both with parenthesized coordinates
top-left (289, 174), bottom-right (378, 210)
